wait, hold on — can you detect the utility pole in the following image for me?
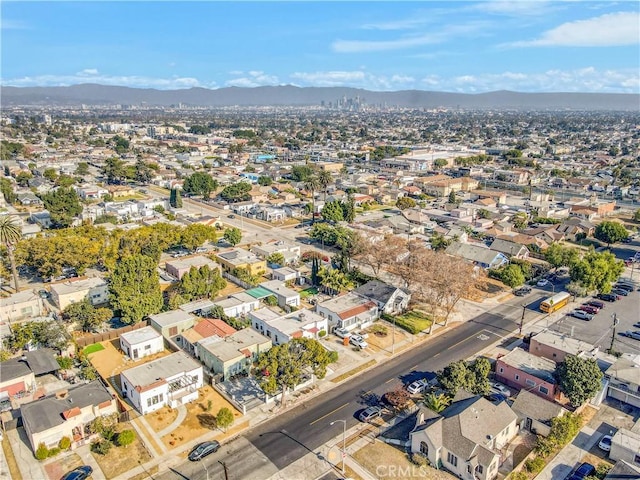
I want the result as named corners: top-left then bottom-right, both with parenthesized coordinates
top-left (330, 420), bottom-right (347, 476)
top-left (519, 304), bottom-right (526, 336)
top-left (219, 461), bottom-right (229, 480)
top-left (609, 313), bottom-right (619, 353)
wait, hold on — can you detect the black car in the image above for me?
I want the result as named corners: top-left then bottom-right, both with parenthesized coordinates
top-left (514, 286), bottom-right (532, 296)
top-left (567, 462), bottom-right (595, 480)
top-left (188, 440), bottom-right (221, 461)
top-left (615, 283), bottom-right (635, 292)
top-left (612, 288), bottom-right (629, 297)
top-left (61, 466), bottom-right (93, 480)
top-left (597, 293), bottom-right (619, 302)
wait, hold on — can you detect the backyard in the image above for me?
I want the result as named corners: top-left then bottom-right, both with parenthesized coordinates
top-left (158, 385), bottom-right (245, 449)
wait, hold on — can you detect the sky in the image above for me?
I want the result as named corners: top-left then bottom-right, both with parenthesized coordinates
top-left (1, 1), bottom-right (639, 93)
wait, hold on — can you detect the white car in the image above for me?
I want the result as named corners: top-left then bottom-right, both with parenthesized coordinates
top-left (490, 382), bottom-right (512, 398)
top-left (598, 435), bottom-right (612, 452)
top-left (537, 279), bottom-right (550, 287)
top-left (349, 334), bottom-right (368, 349)
top-left (333, 327), bottom-right (351, 339)
top-left (407, 379), bottom-right (430, 395)
top-left (569, 310), bottom-right (594, 321)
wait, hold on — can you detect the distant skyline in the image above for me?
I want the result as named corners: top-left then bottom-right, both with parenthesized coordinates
top-left (1, 1), bottom-right (639, 94)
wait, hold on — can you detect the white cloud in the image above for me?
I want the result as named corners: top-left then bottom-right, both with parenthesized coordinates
top-left (1, 73), bottom-right (214, 90)
top-left (511, 11), bottom-right (640, 47)
top-left (291, 71), bottom-right (367, 86)
top-left (471, 1), bottom-right (555, 17)
top-left (226, 71), bottom-right (279, 87)
top-left (1, 19), bottom-right (29, 30)
top-left (361, 17), bottom-right (430, 31)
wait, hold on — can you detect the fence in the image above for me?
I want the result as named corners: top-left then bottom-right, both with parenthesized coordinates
top-left (75, 320), bottom-right (150, 348)
top-left (222, 271), bottom-right (256, 290)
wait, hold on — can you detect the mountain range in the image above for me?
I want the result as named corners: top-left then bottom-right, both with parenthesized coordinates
top-left (2, 84), bottom-right (639, 111)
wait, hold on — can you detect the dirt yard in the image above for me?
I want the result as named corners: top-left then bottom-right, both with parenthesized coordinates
top-left (91, 424), bottom-right (152, 479)
top-left (353, 440), bottom-right (456, 480)
top-left (364, 326), bottom-right (407, 351)
top-left (87, 339), bottom-right (171, 381)
top-left (145, 405), bottom-right (179, 433)
top-left (160, 385), bottom-right (244, 449)
top-left (44, 452), bottom-right (83, 480)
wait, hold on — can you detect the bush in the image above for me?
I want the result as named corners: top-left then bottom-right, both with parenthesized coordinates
top-left (58, 436), bottom-right (72, 450)
top-left (35, 443), bottom-right (49, 460)
top-left (47, 447), bottom-right (61, 457)
top-left (56, 356), bottom-right (74, 370)
top-left (524, 456), bottom-right (546, 474)
top-left (91, 439), bottom-right (113, 455)
top-left (408, 452), bottom-right (429, 467)
top-left (318, 330), bottom-right (327, 338)
top-left (371, 324), bottom-right (388, 336)
top-left (509, 472), bottom-right (529, 480)
top-left (116, 429), bottom-right (135, 447)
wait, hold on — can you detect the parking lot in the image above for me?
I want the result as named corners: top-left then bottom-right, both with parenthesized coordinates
top-left (548, 280), bottom-right (640, 355)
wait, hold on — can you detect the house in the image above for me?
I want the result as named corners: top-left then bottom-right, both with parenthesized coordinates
top-left (212, 291), bottom-right (261, 318)
top-left (21, 381), bottom-right (117, 452)
top-left (410, 391), bottom-right (518, 480)
top-left (445, 242), bottom-right (509, 269)
top-left (316, 293), bottom-right (379, 332)
top-left (495, 348), bottom-right (558, 402)
top-left (510, 389), bottom-right (568, 437)
top-left (259, 280), bottom-right (301, 309)
top-left (489, 239), bottom-right (530, 259)
top-left (0, 358), bottom-right (36, 397)
top-left (271, 267), bottom-right (300, 283)
top-left (49, 277), bottom-right (109, 310)
top-left (175, 318), bottom-right (237, 357)
top-left (250, 308), bottom-right (328, 345)
top-left (119, 326), bottom-right (164, 360)
top-left (252, 240), bottom-right (301, 265)
top-left (18, 192), bottom-right (43, 207)
top-left (120, 351), bottom-right (203, 415)
top-left (105, 185), bottom-right (137, 199)
top-left (29, 210), bottom-right (51, 228)
top-left (149, 310), bottom-right (197, 339)
top-left (529, 330), bottom-right (597, 364)
top-left (0, 290), bottom-right (45, 323)
top-left (353, 280), bottom-right (410, 315)
top-left (165, 255), bottom-right (220, 280)
top-left (603, 460), bottom-right (640, 480)
top-left (216, 248), bottom-right (267, 277)
top-left (605, 357), bottom-right (640, 409)
top-left (609, 421), bottom-right (640, 468)
top-left (197, 328), bottom-right (272, 381)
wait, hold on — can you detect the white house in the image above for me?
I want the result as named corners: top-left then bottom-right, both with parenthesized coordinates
top-left (0, 290), bottom-right (45, 323)
top-left (609, 423), bottom-right (640, 468)
top-left (353, 280), bottom-right (410, 315)
top-left (212, 292), bottom-right (261, 318)
top-left (120, 351), bottom-right (203, 415)
top-left (49, 277), bottom-right (109, 310)
top-left (250, 307), bottom-right (328, 345)
top-left (119, 326), bottom-right (164, 360)
top-left (259, 280), bottom-right (300, 309)
top-left (316, 293), bottom-right (379, 332)
top-left (271, 267), bottom-right (300, 283)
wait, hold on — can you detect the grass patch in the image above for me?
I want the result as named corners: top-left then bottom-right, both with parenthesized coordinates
top-left (91, 424), bottom-right (152, 479)
top-left (383, 311), bottom-right (432, 335)
top-left (83, 343), bottom-right (105, 355)
top-left (331, 359), bottom-right (376, 383)
top-left (300, 287), bottom-right (319, 299)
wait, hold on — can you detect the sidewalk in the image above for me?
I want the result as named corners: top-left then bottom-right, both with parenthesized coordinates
top-left (535, 426), bottom-right (598, 480)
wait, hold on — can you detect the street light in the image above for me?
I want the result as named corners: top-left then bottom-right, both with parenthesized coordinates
top-left (330, 419), bottom-right (347, 476)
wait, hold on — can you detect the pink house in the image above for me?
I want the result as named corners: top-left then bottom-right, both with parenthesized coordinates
top-left (495, 347), bottom-right (558, 402)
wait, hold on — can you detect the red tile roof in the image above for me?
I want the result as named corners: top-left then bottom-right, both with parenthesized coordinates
top-left (338, 301), bottom-right (376, 320)
top-left (62, 407), bottom-right (81, 420)
top-left (195, 318), bottom-right (237, 338)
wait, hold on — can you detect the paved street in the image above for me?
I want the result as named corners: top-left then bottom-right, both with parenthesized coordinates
top-left (157, 293), bottom-right (542, 480)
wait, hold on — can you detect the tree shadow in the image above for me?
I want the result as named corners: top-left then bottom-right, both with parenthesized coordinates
top-left (196, 413), bottom-right (217, 430)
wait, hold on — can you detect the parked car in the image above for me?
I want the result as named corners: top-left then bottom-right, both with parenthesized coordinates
top-left (612, 288), bottom-right (629, 297)
top-left (569, 310), bottom-right (594, 321)
top-left (406, 378), bottom-right (430, 395)
top-left (615, 283), bottom-right (635, 292)
top-left (61, 466), bottom-right (93, 480)
top-left (597, 293), bottom-right (619, 302)
top-left (359, 406), bottom-right (382, 422)
top-left (490, 382), bottom-right (512, 397)
top-left (587, 300), bottom-right (605, 310)
top-left (227, 214), bottom-right (236, 219)
top-left (536, 279), bottom-right (550, 287)
top-left (567, 462), bottom-right (596, 480)
top-left (349, 334), bottom-right (368, 349)
top-left (188, 440), bottom-right (221, 461)
top-left (514, 286), bottom-right (532, 296)
top-left (633, 322), bottom-right (640, 328)
top-left (579, 304), bottom-right (599, 315)
top-left (38, 289), bottom-right (50, 299)
top-left (333, 327), bottom-right (351, 339)
top-left (620, 331), bottom-right (640, 341)
top-left (487, 392), bottom-right (507, 404)
top-left (598, 435), bottom-right (612, 452)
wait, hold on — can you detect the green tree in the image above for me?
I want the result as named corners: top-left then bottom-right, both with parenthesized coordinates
top-left (1, 177), bottom-right (17, 204)
top-left (178, 265), bottom-right (226, 301)
top-left (342, 193), bottom-right (356, 223)
top-left (63, 298), bottom-right (112, 332)
top-left (109, 135), bottom-right (130, 154)
top-left (433, 158), bottom-right (448, 169)
top-left (594, 221), bottom-right (629, 246)
top-left (321, 200), bottom-right (344, 223)
top-left (545, 243), bottom-right (579, 269)
top-left (634, 209), bottom-right (640, 222)
top-left (448, 190), bottom-right (457, 204)
top-left (43, 168), bottom-right (58, 182)
top-left (224, 227), bottom-right (242, 246)
top-left (189, 125), bottom-right (211, 135)
top-left (423, 392), bottom-right (451, 413)
top-left (317, 169), bottom-right (333, 201)
top-left (437, 358), bottom-right (491, 396)
top-left (430, 233), bottom-right (451, 251)
top-left (512, 212), bottom-right (529, 230)
top-left (556, 355), bottom-right (603, 407)
top-left (290, 165), bottom-right (315, 182)
top-left (304, 176), bottom-right (320, 223)
top-left (216, 407), bottom-right (234, 432)
top-left (266, 252), bottom-right (285, 266)
top-left (116, 429), bottom-right (135, 447)
top-left (219, 182), bottom-right (251, 202)
top-left (15, 171), bottom-right (33, 187)
top-left (255, 338), bottom-right (338, 404)
top-left (75, 162), bottom-right (89, 176)
top-left (0, 215), bottom-right (22, 292)
top-left (109, 254), bottom-right (163, 324)
top-left (317, 266), bottom-right (354, 295)
top-left (257, 175), bottom-right (273, 186)
top-left (180, 223), bottom-right (216, 251)
top-left (134, 159), bottom-right (153, 183)
top-left (496, 264), bottom-right (525, 288)
top-left (101, 157), bottom-right (127, 184)
top-left (183, 172), bottom-right (218, 199)
top-left (396, 197), bottom-right (417, 210)
top-left (39, 187), bottom-right (82, 228)
top-left (55, 175), bottom-right (76, 188)
top-left (169, 188), bottom-right (183, 208)
top-left (570, 250), bottom-right (624, 293)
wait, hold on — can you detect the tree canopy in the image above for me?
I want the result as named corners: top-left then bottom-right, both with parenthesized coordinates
top-left (437, 358), bottom-right (491, 396)
top-left (39, 187), bottom-right (82, 228)
top-left (219, 182), bottom-right (251, 202)
top-left (556, 355), bottom-right (603, 407)
top-left (177, 265), bottom-right (226, 301)
top-left (223, 227), bottom-right (242, 246)
top-left (396, 197), bottom-right (416, 210)
top-left (183, 172), bottom-right (218, 199)
top-left (63, 298), bottom-right (112, 333)
top-left (570, 250), bottom-right (624, 294)
top-left (594, 221), bottom-right (629, 245)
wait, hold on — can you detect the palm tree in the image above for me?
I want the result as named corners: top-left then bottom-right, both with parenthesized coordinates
top-left (304, 175), bottom-right (320, 224)
top-left (0, 215), bottom-right (22, 292)
top-left (317, 170), bottom-right (333, 202)
top-left (423, 392), bottom-right (451, 413)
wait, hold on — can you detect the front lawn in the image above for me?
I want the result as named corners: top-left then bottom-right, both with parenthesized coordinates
top-left (383, 311), bottom-right (432, 334)
top-left (83, 343), bottom-right (105, 355)
top-left (300, 287), bottom-right (319, 299)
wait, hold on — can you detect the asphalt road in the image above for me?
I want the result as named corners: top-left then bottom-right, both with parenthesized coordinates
top-left (158, 292), bottom-right (543, 480)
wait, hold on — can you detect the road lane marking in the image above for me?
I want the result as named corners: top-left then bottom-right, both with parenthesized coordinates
top-left (385, 378), bottom-right (394, 383)
top-left (309, 403), bottom-right (349, 425)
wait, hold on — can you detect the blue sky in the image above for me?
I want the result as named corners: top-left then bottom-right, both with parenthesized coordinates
top-left (2, 1), bottom-right (639, 93)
